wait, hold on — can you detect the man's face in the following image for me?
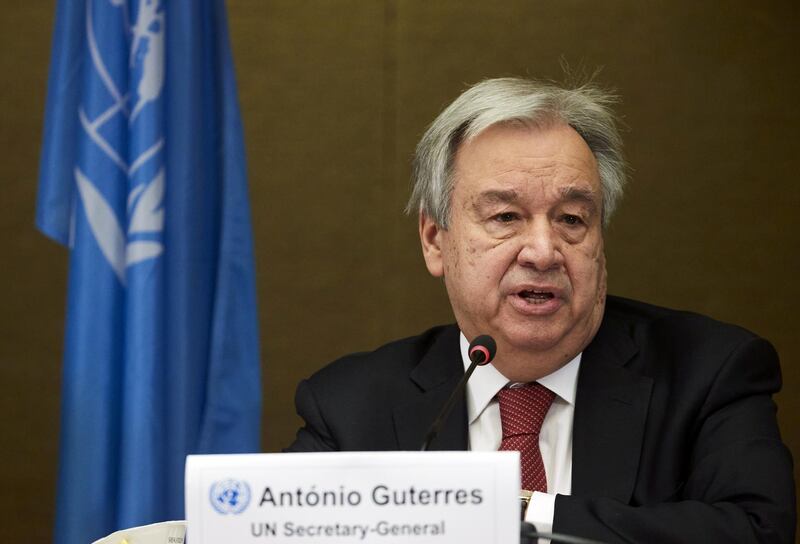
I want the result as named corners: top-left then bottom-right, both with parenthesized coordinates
top-left (420, 122), bottom-right (607, 380)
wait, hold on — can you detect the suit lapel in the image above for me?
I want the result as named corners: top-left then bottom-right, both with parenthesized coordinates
top-left (572, 311), bottom-right (653, 503)
top-left (393, 326), bottom-right (469, 451)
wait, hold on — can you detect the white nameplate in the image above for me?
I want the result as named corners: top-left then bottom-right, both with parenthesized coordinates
top-left (186, 451), bottom-right (520, 543)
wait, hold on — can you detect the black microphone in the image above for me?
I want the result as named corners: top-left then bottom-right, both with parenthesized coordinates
top-left (420, 334), bottom-right (496, 451)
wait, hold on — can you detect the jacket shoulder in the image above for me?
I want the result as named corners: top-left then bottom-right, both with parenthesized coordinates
top-left (601, 295), bottom-right (781, 397)
top-left (604, 295), bottom-right (763, 346)
top-left (288, 325), bottom-right (460, 451)
top-left (305, 324), bottom-right (458, 390)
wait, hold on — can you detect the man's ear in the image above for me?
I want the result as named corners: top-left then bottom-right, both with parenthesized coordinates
top-left (419, 213), bottom-right (445, 278)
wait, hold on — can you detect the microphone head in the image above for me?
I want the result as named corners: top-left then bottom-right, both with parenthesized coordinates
top-left (468, 334), bottom-right (497, 366)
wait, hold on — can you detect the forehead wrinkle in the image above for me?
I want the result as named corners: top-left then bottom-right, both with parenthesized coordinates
top-left (480, 159), bottom-right (595, 190)
top-left (491, 153), bottom-right (593, 171)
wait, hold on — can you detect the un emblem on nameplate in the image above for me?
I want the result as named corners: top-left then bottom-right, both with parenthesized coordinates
top-left (209, 479), bottom-right (251, 515)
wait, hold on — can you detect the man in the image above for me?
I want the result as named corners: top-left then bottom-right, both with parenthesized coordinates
top-left (286, 78), bottom-right (796, 542)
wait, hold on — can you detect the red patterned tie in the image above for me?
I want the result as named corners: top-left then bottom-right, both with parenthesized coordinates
top-left (497, 382), bottom-right (556, 493)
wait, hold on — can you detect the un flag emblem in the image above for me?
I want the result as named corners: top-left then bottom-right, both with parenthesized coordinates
top-left (209, 479), bottom-right (251, 515)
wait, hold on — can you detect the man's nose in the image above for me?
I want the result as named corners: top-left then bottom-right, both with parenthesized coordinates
top-left (516, 218), bottom-right (563, 271)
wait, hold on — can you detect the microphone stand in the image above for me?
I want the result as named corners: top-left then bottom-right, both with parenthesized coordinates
top-left (419, 356), bottom-right (482, 451)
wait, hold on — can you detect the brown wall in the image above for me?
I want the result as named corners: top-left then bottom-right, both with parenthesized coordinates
top-left (2, 1), bottom-right (797, 541)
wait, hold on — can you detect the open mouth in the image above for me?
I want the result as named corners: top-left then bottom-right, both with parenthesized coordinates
top-left (518, 289), bottom-right (555, 303)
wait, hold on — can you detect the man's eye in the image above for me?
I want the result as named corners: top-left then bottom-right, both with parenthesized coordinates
top-left (561, 214), bottom-right (583, 226)
top-left (494, 212), bottom-right (518, 223)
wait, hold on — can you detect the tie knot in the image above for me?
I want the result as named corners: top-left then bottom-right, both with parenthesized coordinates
top-left (497, 382), bottom-right (555, 439)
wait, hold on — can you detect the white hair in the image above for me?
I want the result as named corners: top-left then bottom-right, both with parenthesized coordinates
top-left (407, 77), bottom-right (627, 227)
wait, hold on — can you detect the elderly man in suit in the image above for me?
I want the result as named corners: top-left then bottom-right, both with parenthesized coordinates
top-left (286, 78), bottom-right (795, 543)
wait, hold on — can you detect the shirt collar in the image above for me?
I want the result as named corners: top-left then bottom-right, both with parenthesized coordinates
top-left (459, 332), bottom-right (582, 425)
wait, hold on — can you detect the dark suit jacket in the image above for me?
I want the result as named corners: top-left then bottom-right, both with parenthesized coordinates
top-left (286, 296), bottom-right (796, 543)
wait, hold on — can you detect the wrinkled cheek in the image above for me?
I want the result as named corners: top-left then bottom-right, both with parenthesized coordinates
top-left (441, 243), bottom-right (461, 275)
top-left (463, 238), bottom-right (487, 268)
top-left (579, 241), bottom-right (607, 301)
top-left (597, 274), bottom-right (607, 304)
top-left (596, 255), bottom-right (607, 302)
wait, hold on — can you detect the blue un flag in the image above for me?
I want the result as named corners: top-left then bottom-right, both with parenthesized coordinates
top-left (36, 1), bottom-right (262, 542)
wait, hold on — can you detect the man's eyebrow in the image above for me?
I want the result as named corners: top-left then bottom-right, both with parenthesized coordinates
top-left (473, 189), bottom-right (520, 207)
top-left (560, 186), bottom-right (600, 211)
top-left (472, 186), bottom-right (600, 211)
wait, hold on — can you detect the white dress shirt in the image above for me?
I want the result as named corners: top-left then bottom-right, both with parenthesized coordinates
top-left (459, 333), bottom-right (581, 533)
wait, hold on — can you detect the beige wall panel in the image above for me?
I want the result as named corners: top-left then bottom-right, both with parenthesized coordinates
top-left (228, 0), bottom-right (390, 451)
top-left (0, 2), bottom-right (62, 541)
